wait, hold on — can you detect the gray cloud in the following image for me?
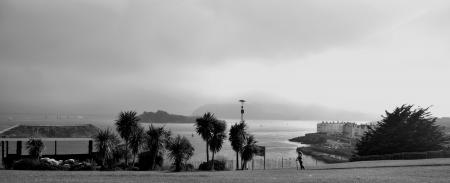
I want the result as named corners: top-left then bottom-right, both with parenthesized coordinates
top-left (1, 0), bottom-right (449, 116)
top-left (0, 0), bottom-right (397, 68)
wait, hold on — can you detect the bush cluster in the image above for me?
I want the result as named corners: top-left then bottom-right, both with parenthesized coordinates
top-left (136, 151), bottom-right (164, 170)
top-left (12, 158), bottom-right (96, 170)
top-left (198, 160), bottom-right (226, 171)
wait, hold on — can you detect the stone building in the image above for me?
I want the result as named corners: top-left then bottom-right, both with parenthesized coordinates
top-left (317, 121), bottom-right (375, 138)
top-left (343, 123), bottom-right (373, 138)
top-left (317, 121), bottom-right (346, 135)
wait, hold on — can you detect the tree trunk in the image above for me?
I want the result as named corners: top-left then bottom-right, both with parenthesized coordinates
top-left (125, 139), bottom-right (129, 166)
top-left (177, 161), bottom-right (181, 171)
top-left (206, 142), bottom-right (209, 162)
top-left (152, 146), bottom-right (158, 170)
top-left (241, 159), bottom-right (246, 170)
top-left (103, 157), bottom-right (107, 169)
top-left (132, 153), bottom-right (136, 167)
top-left (236, 151), bottom-right (239, 170)
top-left (211, 151), bottom-right (215, 171)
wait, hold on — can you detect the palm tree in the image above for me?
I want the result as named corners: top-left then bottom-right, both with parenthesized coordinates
top-left (241, 135), bottom-right (257, 170)
top-left (94, 128), bottom-right (120, 168)
top-left (115, 110), bottom-right (140, 165)
top-left (146, 124), bottom-right (171, 170)
top-left (229, 121), bottom-right (247, 170)
top-left (195, 112), bottom-right (215, 162)
top-left (129, 125), bottom-right (145, 167)
top-left (166, 135), bottom-right (195, 171)
top-left (26, 138), bottom-right (44, 160)
top-left (209, 120), bottom-right (227, 170)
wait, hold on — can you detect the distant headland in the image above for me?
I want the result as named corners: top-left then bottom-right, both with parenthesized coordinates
top-left (138, 110), bottom-right (197, 123)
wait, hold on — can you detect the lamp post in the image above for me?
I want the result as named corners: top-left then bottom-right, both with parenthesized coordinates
top-left (239, 99), bottom-right (246, 122)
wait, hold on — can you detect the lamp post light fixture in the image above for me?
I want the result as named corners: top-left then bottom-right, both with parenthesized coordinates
top-left (239, 99), bottom-right (246, 122)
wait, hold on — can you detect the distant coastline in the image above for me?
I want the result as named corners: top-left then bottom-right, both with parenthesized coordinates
top-left (138, 110), bottom-right (197, 123)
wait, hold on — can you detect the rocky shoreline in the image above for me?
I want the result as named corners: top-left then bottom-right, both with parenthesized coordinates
top-left (290, 133), bottom-right (354, 163)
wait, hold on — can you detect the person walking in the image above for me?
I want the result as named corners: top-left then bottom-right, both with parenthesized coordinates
top-left (296, 150), bottom-right (305, 170)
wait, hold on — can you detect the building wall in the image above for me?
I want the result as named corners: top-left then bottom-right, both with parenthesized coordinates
top-left (317, 122), bottom-right (345, 135)
top-left (318, 121), bottom-right (375, 138)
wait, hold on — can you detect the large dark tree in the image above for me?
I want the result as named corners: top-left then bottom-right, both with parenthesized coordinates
top-left (166, 135), bottom-right (195, 172)
top-left (241, 135), bottom-right (257, 170)
top-left (356, 104), bottom-right (446, 156)
top-left (94, 128), bottom-right (120, 169)
top-left (115, 110), bottom-right (140, 165)
top-left (146, 124), bottom-right (171, 170)
top-left (129, 125), bottom-right (145, 167)
top-left (209, 120), bottom-right (227, 170)
top-left (194, 112), bottom-right (216, 162)
top-left (229, 121), bottom-right (247, 170)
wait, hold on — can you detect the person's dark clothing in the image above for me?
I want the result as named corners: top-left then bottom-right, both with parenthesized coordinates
top-left (297, 156), bottom-right (305, 170)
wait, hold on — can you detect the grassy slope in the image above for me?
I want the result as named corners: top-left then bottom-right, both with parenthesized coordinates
top-left (1, 158), bottom-right (450, 183)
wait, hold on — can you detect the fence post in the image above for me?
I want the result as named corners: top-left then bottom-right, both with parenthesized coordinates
top-left (264, 153), bottom-right (266, 170)
top-left (252, 159), bottom-right (254, 170)
top-left (16, 141), bottom-right (22, 156)
top-left (54, 141), bottom-right (57, 155)
top-left (281, 157), bottom-right (283, 168)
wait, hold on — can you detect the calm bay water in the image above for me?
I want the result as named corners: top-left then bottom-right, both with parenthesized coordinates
top-left (0, 115), bottom-right (325, 166)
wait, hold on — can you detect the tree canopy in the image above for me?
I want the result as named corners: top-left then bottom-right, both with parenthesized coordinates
top-left (241, 135), bottom-right (257, 170)
top-left (26, 138), bottom-right (45, 160)
top-left (229, 121), bottom-right (247, 170)
top-left (94, 128), bottom-right (120, 169)
top-left (195, 112), bottom-right (216, 161)
top-left (115, 110), bottom-right (140, 165)
top-left (356, 104), bottom-right (447, 156)
top-left (166, 135), bottom-right (194, 171)
top-left (209, 119), bottom-right (227, 170)
top-left (146, 124), bottom-right (172, 170)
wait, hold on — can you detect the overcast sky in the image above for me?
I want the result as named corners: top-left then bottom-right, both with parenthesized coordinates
top-left (1, 0), bottom-right (449, 117)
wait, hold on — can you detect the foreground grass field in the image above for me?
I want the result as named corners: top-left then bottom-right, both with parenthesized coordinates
top-left (1, 159), bottom-right (449, 183)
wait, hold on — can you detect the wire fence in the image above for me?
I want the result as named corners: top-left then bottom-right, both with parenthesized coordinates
top-left (188, 157), bottom-right (321, 170)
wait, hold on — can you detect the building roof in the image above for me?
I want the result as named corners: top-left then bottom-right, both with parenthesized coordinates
top-left (0, 124), bottom-right (100, 141)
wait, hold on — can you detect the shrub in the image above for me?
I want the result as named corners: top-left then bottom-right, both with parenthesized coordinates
top-left (137, 151), bottom-right (164, 170)
top-left (116, 162), bottom-right (130, 170)
top-left (184, 163), bottom-right (194, 171)
top-left (70, 162), bottom-right (97, 171)
top-left (198, 160), bottom-right (226, 171)
top-left (13, 158), bottom-right (97, 171)
top-left (12, 158), bottom-right (65, 170)
top-left (37, 160), bottom-right (62, 170)
top-left (12, 159), bottom-right (40, 170)
top-left (114, 162), bottom-right (140, 171)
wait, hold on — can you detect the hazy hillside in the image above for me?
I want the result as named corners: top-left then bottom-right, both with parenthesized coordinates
top-left (193, 103), bottom-right (376, 121)
top-left (139, 110), bottom-right (196, 123)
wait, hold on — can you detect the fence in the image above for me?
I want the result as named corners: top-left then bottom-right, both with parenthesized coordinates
top-left (188, 157), bottom-right (321, 170)
top-left (351, 150), bottom-right (450, 161)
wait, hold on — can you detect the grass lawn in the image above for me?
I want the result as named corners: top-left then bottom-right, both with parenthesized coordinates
top-left (1, 159), bottom-right (449, 183)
